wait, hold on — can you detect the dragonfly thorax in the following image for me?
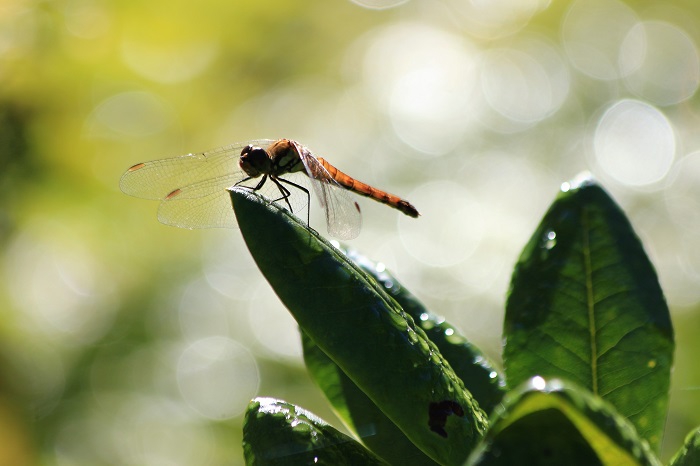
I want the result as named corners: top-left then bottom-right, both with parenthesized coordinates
top-left (268, 139), bottom-right (305, 176)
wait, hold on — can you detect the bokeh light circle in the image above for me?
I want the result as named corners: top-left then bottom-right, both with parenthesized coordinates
top-left (348, 0), bottom-right (408, 9)
top-left (398, 181), bottom-right (484, 267)
top-left (111, 396), bottom-right (215, 466)
top-left (665, 150), bottom-right (700, 231)
top-left (5, 227), bottom-right (117, 346)
top-left (620, 21), bottom-right (700, 106)
top-left (662, 151), bottom-right (700, 306)
top-left (444, 0), bottom-right (549, 40)
top-left (87, 91), bottom-right (173, 138)
top-left (562, 0), bottom-right (639, 80)
top-left (247, 283), bottom-right (303, 362)
top-left (593, 99), bottom-right (675, 187)
top-left (361, 23), bottom-right (479, 155)
top-left (177, 336), bottom-right (259, 420)
top-left (122, 40), bottom-right (219, 84)
top-left (481, 39), bottom-right (570, 125)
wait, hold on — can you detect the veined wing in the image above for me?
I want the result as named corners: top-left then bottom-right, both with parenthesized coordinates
top-left (156, 169), bottom-right (311, 229)
top-left (156, 174), bottom-right (243, 229)
top-left (119, 139), bottom-right (274, 200)
top-left (291, 141), bottom-right (362, 240)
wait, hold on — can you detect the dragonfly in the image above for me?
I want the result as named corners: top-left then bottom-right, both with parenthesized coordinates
top-left (120, 138), bottom-right (419, 240)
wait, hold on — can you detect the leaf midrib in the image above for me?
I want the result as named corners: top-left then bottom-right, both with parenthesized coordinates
top-left (582, 207), bottom-right (598, 396)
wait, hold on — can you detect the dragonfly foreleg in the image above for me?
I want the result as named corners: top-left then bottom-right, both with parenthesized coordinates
top-left (234, 175), bottom-right (267, 191)
top-left (278, 177), bottom-right (311, 227)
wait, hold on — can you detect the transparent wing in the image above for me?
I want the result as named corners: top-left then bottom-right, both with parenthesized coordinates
top-left (157, 171), bottom-right (312, 229)
top-left (157, 174), bottom-right (243, 229)
top-left (119, 139), bottom-right (274, 200)
top-left (120, 139), bottom-right (274, 229)
top-left (292, 141), bottom-right (362, 240)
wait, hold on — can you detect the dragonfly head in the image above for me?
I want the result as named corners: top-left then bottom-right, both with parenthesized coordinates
top-left (239, 145), bottom-right (271, 177)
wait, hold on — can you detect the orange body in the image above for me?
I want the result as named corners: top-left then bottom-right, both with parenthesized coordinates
top-left (317, 157), bottom-right (419, 218)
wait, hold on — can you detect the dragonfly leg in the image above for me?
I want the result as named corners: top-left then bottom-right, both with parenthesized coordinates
top-left (270, 178), bottom-right (295, 212)
top-left (278, 177), bottom-right (311, 226)
top-left (234, 176), bottom-right (253, 187)
top-left (236, 175), bottom-right (268, 191)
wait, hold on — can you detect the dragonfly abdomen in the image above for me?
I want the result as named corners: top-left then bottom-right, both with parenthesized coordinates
top-left (317, 157), bottom-right (419, 218)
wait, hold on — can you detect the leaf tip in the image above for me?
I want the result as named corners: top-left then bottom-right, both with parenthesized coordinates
top-left (560, 171), bottom-right (597, 193)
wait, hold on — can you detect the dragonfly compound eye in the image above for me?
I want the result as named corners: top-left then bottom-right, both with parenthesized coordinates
top-left (239, 145), bottom-right (271, 177)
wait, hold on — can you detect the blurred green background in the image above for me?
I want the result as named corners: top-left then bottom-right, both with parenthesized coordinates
top-left (2, 0), bottom-right (700, 464)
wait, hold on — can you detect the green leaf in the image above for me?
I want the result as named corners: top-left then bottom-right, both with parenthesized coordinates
top-left (342, 247), bottom-right (505, 415)
top-left (669, 428), bottom-right (700, 466)
top-left (302, 331), bottom-right (439, 466)
top-left (242, 397), bottom-right (388, 465)
top-left (230, 188), bottom-right (488, 466)
top-left (302, 248), bottom-right (505, 465)
top-left (503, 175), bottom-right (674, 452)
top-left (466, 377), bottom-right (661, 466)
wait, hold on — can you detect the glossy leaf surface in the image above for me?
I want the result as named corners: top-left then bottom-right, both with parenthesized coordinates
top-left (343, 247), bottom-right (505, 415)
top-left (302, 248), bottom-right (505, 465)
top-left (503, 176), bottom-right (674, 452)
top-left (302, 331), bottom-right (438, 465)
top-left (243, 397), bottom-right (387, 465)
top-left (230, 188), bottom-right (488, 465)
top-left (467, 378), bottom-right (661, 466)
